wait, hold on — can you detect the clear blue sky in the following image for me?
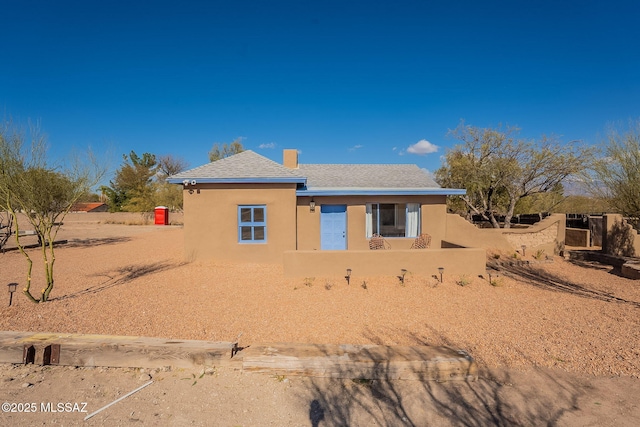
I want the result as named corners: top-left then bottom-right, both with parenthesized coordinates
top-left (2, 0), bottom-right (639, 181)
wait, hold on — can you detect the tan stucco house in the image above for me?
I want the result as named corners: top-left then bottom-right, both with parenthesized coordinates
top-left (168, 149), bottom-right (489, 277)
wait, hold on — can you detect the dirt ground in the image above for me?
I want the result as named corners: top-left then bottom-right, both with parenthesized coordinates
top-left (1, 212), bottom-right (639, 425)
top-left (1, 363), bottom-right (639, 426)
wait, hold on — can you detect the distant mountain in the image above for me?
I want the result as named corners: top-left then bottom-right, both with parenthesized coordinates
top-left (562, 177), bottom-right (604, 197)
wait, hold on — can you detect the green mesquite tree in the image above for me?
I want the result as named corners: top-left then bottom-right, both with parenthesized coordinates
top-left (208, 138), bottom-right (244, 162)
top-left (101, 151), bottom-right (157, 212)
top-left (590, 120), bottom-right (640, 219)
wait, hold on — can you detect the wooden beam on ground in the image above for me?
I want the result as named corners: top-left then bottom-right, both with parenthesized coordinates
top-left (240, 343), bottom-right (478, 381)
top-left (0, 333), bottom-right (478, 381)
top-left (0, 331), bottom-right (237, 369)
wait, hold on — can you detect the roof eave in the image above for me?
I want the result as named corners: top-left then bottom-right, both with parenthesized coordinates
top-left (168, 177), bottom-right (307, 185)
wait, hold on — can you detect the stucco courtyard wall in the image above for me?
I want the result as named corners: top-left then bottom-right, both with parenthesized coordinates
top-left (283, 247), bottom-right (486, 277)
top-left (444, 213), bottom-right (566, 256)
top-left (501, 214), bottom-right (566, 256)
top-left (10, 211), bottom-right (185, 228)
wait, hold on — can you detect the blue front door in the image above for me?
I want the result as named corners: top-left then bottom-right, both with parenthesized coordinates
top-left (320, 205), bottom-right (347, 250)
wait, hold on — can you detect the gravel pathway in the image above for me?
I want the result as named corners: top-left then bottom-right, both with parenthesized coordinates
top-left (1, 223), bottom-right (639, 378)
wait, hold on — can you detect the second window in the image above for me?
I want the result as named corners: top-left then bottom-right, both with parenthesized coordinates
top-left (366, 203), bottom-right (420, 238)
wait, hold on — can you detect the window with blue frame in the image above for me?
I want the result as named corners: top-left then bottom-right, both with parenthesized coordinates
top-left (238, 205), bottom-right (267, 243)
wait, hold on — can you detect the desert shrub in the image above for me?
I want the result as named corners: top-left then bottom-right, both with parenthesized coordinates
top-left (456, 275), bottom-right (471, 287)
top-left (490, 278), bottom-right (503, 287)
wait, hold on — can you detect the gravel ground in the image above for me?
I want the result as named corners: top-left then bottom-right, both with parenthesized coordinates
top-left (1, 219), bottom-right (639, 378)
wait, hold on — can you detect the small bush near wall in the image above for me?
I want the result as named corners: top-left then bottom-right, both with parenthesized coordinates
top-left (456, 275), bottom-right (471, 286)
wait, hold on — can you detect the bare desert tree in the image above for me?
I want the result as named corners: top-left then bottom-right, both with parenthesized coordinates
top-left (155, 154), bottom-right (188, 211)
top-left (436, 122), bottom-right (593, 228)
top-left (0, 204), bottom-right (13, 251)
top-left (0, 120), bottom-right (104, 303)
top-left (157, 154), bottom-right (188, 177)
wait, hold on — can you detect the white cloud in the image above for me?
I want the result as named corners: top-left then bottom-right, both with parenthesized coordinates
top-left (258, 142), bottom-right (276, 149)
top-left (348, 144), bottom-right (364, 152)
top-left (406, 139), bottom-right (438, 155)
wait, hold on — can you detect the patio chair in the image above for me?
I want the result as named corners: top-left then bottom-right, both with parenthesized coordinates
top-left (369, 234), bottom-right (391, 250)
top-left (410, 233), bottom-right (432, 249)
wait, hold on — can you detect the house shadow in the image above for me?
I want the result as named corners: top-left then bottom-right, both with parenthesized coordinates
top-left (565, 257), bottom-right (629, 278)
top-left (51, 260), bottom-right (185, 301)
top-left (487, 258), bottom-right (640, 308)
top-left (565, 257), bottom-right (616, 273)
top-left (297, 330), bottom-right (586, 426)
top-left (65, 236), bottom-right (132, 248)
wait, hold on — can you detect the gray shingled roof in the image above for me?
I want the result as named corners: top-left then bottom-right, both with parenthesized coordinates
top-left (167, 150), bottom-right (463, 195)
top-left (168, 150), bottom-right (305, 183)
top-left (298, 163), bottom-right (439, 190)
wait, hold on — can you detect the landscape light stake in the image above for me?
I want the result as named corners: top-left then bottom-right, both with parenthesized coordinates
top-left (7, 283), bottom-right (17, 306)
top-left (345, 268), bottom-right (352, 285)
top-left (399, 269), bottom-right (407, 285)
top-left (521, 245), bottom-right (527, 257)
top-left (438, 267), bottom-right (444, 283)
top-left (490, 269), bottom-right (500, 285)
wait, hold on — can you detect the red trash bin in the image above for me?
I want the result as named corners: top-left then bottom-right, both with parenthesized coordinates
top-left (154, 206), bottom-right (169, 225)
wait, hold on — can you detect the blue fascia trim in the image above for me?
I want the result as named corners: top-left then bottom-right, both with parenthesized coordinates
top-left (167, 177), bottom-right (306, 185)
top-left (296, 188), bottom-right (466, 196)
